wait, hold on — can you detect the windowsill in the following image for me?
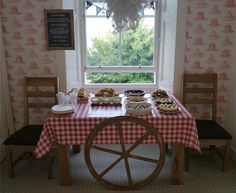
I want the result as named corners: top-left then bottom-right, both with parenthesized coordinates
top-left (78, 84), bottom-right (160, 94)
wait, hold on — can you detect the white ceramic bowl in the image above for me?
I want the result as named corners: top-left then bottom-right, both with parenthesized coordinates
top-left (125, 102), bottom-right (152, 115)
top-left (91, 97), bottom-right (100, 104)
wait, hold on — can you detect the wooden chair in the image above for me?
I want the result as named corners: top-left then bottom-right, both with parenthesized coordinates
top-left (84, 116), bottom-right (166, 190)
top-left (3, 77), bottom-right (59, 179)
top-left (183, 73), bottom-right (232, 171)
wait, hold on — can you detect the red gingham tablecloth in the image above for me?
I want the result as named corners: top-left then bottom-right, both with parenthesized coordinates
top-left (35, 96), bottom-right (200, 159)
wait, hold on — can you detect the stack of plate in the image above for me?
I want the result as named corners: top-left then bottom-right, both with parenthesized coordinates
top-left (51, 104), bottom-right (75, 114)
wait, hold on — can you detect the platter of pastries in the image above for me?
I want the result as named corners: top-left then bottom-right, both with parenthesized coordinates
top-left (95, 88), bottom-right (119, 97)
top-left (158, 103), bottom-right (180, 113)
top-left (152, 89), bottom-right (168, 98)
top-left (68, 88), bottom-right (92, 103)
top-left (155, 97), bottom-right (173, 105)
top-left (91, 88), bottom-right (121, 105)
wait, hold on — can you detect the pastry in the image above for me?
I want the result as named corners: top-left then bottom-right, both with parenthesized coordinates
top-left (68, 88), bottom-right (92, 103)
top-left (95, 88), bottom-right (119, 97)
top-left (158, 103), bottom-right (179, 113)
top-left (152, 89), bottom-right (168, 98)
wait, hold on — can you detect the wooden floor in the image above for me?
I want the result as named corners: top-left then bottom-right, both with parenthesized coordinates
top-left (1, 145), bottom-right (236, 193)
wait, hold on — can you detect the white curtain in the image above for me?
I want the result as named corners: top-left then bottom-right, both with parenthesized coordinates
top-left (0, 18), bottom-right (14, 161)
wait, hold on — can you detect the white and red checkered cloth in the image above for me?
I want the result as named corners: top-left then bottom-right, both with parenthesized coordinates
top-left (35, 96), bottom-right (200, 159)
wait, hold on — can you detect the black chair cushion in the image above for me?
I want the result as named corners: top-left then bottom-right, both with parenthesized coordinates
top-left (3, 125), bottom-right (43, 145)
top-left (196, 120), bottom-right (232, 139)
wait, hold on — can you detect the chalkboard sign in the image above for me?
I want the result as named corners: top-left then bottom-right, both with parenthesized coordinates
top-left (44, 10), bottom-right (75, 50)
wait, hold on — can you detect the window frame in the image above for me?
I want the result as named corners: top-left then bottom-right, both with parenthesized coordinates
top-left (76, 0), bottom-right (162, 90)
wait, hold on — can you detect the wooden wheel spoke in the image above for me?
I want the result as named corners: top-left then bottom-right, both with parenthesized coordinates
top-left (124, 158), bottom-right (133, 185)
top-left (99, 157), bottom-right (123, 177)
top-left (91, 145), bottom-right (122, 156)
top-left (129, 154), bottom-right (160, 164)
top-left (127, 131), bottom-right (151, 153)
top-left (117, 125), bottom-right (126, 153)
top-left (117, 124), bottom-right (133, 185)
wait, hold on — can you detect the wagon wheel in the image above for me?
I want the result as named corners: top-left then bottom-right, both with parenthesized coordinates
top-left (84, 116), bottom-right (166, 190)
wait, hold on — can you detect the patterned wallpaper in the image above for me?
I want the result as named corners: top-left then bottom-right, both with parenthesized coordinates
top-left (1, 0), bottom-right (235, 129)
top-left (1, 0), bottom-right (57, 128)
top-left (184, 0), bottom-right (236, 124)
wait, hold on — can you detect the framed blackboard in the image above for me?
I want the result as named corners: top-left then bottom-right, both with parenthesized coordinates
top-left (44, 9), bottom-right (75, 50)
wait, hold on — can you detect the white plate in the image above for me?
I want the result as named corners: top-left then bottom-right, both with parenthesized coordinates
top-left (51, 104), bottom-right (75, 114)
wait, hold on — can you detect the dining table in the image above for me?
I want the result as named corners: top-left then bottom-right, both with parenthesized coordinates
top-left (34, 94), bottom-right (200, 186)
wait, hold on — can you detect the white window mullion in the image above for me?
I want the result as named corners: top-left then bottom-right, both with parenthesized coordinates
top-left (118, 32), bottom-right (122, 67)
top-left (154, 0), bottom-right (162, 86)
top-left (77, 0), bottom-right (86, 87)
top-left (85, 66), bottom-right (155, 73)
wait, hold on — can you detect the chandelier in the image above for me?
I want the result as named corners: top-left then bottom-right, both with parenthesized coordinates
top-left (106, 0), bottom-right (156, 32)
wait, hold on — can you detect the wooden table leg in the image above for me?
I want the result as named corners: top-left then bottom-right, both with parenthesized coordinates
top-left (171, 144), bottom-right (184, 185)
top-left (58, 144), bottom-right (71, 186)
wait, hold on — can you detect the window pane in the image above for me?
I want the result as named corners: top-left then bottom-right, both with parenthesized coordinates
top-left (86, 72), bottom-right (154, 84)
top-left (121, 21), bottom-right (154, 67)
top-left (86, 2), bottom-right (155, 67)
top-left (86, 2), bottom-right (119, 67)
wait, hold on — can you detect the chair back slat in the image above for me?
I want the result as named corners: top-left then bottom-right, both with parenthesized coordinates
top-left (27, 91), bottom-right (56, 97)
top-left (183, 73), bottom-right (217, 121)
top-left (28, 103), bottom-right (55, 108)
top-left (185, 88), bottom-right (214, 93)
top-left (26, 77), bottom-right (58, 86)
top-left (184, 98), bottom-right (214, 104)
top-left (184, 74), bottom-right (215, 83)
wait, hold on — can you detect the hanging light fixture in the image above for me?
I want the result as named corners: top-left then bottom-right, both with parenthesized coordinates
top-left (106, 0), bottom-right (156, 32)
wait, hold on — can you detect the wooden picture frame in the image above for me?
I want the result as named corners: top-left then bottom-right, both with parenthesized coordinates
top-left (44, 9), bottom-right (75, 50)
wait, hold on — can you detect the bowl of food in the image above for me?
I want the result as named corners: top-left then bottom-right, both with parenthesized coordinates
top-left (90, 97), bottom-right (100, 104)
top-left (125, 102), bottom-right (152, 115)
top-left (124, 90), bottom-right (145, 97)
top-left (127, 96), bottom-right (146, 103)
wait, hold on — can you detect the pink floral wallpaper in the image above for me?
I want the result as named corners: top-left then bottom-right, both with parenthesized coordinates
top-left (184, 0), bottom-right (236, 124)
top-left (1, 0), bottom-right (57, 128)
top-left (1, 0), bottom-right (235, 129)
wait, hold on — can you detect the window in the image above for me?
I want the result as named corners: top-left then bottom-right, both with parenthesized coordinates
top-left (77, 0), bottom-right (160, 88)
top-left (63, 0), bottom-right (183, 96)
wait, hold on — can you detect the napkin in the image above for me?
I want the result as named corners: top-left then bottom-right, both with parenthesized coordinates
top-left (56, 91), bottom-right (77, 106)
top-left (56, 92), bottom-right (66, 104)
top-left (69, 91), bottom-right (78, 106)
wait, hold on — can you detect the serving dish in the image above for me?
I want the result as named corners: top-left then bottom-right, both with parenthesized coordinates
top-left (152, 89), bottom-right (168, 98)
top-left (154, 97), bottom-right (173, 105)
top-left (124, 90), bottom-right (145, 97)
top-left (157, 103), bottom-right (180, 113)
top-left (125, 102), bottom-right (152, 115)
top-left (90, 96), bottom-right (122, 105)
